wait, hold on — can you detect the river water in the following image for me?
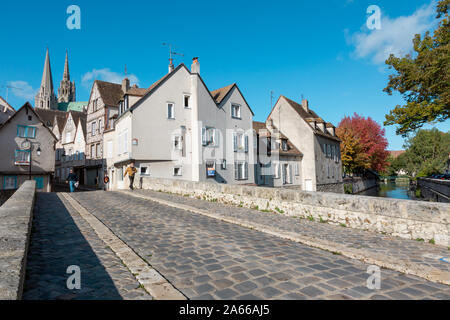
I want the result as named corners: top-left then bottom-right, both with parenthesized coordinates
top-left (359, 181), bottom-right (414, 200)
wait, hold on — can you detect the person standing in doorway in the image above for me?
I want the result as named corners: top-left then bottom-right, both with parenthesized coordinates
top-left (124, 162), bottom-right (137, 190)
top-left (66, 169), bottom-right (79, 193)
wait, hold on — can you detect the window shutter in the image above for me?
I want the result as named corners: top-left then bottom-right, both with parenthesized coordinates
top-left (233, 133), bottom-right (238, 152)
top-left (278, 163), bottom-right (281, 179)
top-left (234, 162), bottom-right (239, 180)
top-left (214, 129), bottom-right (219, 147)
top-left (202, 127), bottom-right (207, 146)
top-left (245, 135), bottom-right (249, 153)
top-left (289, 165), bottom-right (293, 184)
top-left (244, 162), bottom-right (249, 180)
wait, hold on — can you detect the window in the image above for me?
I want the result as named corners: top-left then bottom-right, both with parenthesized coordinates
top-left (3, 176), bottom-right (17, 190)
top-left (273, 162), bottom-right (281, 179)
top-left (123, 130), bottom-right (128, 154)
top-left (234, 161), bottom-right (248, 180)
top-left (65, 131), bottom-right (72, 143)
top-left (233, 132), bottom-right (248, 152)
top-left (14, 149), bottom-right (30, 165)
top-left (221, 159), bottom-right (227, 170)
top-left (231, 104), bottom-right (241, 119)
top-left (173, 167), bottom-right (182, 176)
top-left (167, 103), bottom-right (175, 119)
top-left (124, 96), bottom-right (129, 111)
top-left (92, 122), bottom-right (97, 136)
top-left (282, 139), bottom-right (288, 151)
top-left (99, 119), bottom-right (103, 133)
top-left (140, 166), bottom-right (150, 176)
top-left (118, 167), bottom-right (124, 181)
top-left (295, 163), bottom-right (300, 176)
top-left (91, 144), bottom-right (96, 158)
top-left (173, 135), bottom-right (183, 150)
top-left (96, 144), bottom-right (101, 158)
top-left (17, 125), bottom-right (36, 138)
top-left (202, 127), bottom-right (219, 147)
top-left (184, 95), bottom-right (190, 108)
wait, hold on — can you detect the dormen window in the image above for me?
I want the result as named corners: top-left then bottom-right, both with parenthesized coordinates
top-left (17, 125), bottom-right (36, 138)
top-left (167, 103), bottom-right (175, 119)
top-left (281, 139), bottom-right (288, 151)
top-left (231, 104), bottom-right (241, 119)
top-left (184, 95), bottom-right (190, 108)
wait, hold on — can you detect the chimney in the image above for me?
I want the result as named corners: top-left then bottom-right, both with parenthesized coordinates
top-left (191, 57), bottom-right (200, 74)
top-left (302, 99), bottom-right (309, 112)
top-left (122, 78), bottom-right (130, 93)
top-left (169, 62), bottom-right (174, 73)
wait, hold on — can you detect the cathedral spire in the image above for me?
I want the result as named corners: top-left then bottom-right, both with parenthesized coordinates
top-left (35, 48), bottom-right (57, 109)
top-left (63, 50), bottom-right (70, 81)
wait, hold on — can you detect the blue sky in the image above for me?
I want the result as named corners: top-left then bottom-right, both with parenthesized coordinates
top-left (1, 0), bottom-right (448, 150)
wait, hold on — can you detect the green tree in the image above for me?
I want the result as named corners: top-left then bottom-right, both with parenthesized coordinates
top-left (384, 0), bottom-right (450, 136)
top-left (400, 129), bottom-right (450, 177)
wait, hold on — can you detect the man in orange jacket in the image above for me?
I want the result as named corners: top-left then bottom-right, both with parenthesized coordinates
top-left (124, 162), bottom-right (137, 190)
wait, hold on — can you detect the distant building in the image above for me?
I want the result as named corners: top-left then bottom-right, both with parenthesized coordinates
top-left (0, 96), bottom-right (15, 125)
top-left (253, 121), bottom-right (303, 187)
top-left (266, 96), bottom-right (343, 193)
top-left (0, 103), bottom-right (56, 192)
top-left (389, 150), bottom-right (406, 159)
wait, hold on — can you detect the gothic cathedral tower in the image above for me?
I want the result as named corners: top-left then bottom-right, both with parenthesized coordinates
top-left (35, 48), bottom-right (58, 110)
top-left (57, 51), bottom-right (76, 103)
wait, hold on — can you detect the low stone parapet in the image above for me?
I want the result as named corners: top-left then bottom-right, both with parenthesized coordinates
top-left (418, 178), bottom-right (450, 203)
top-left (0, 181), bottom-right (36, 300)
top-left (141, 177), bottom-right (449, 246)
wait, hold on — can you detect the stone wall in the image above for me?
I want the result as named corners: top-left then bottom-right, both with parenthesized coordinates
top-left (418, 178), bottom-right (450, 203)
top-left (0, 190), bottom-right (16, 207)
top-left (316, 182), bottom-right (344, 194)
top-left (141, 177), bottom-right (449, 246)
top-left (0, 181), bottom-right (36, 300)
top-left (343, 177), bottom-right (378, 194)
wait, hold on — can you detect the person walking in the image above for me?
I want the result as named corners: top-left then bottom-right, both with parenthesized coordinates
top-left (66, 169), bottom-right (79, 193)
top-left (124, 162), bottom-right (137, 190)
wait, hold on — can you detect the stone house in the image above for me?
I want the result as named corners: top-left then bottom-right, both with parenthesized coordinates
top-left (54, 111), bottom-right (87, 184)
top-left (267, 96), bottom-right (343, 192)
top-left (106, 59), bottom-right (255, 190)
top-left (253, 121), bottom-right (303, 187)
top-left (85, 80), bottom-right (123, 188)
top-left (0, 103), bottom-right (56, 192)
top-left (0, 96), bottom-right (15, 125)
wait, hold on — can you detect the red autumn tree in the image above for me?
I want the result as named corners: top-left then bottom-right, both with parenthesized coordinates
top-left (336, 113), bottom-right (390, 173)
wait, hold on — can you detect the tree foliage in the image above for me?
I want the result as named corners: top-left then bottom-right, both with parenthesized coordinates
top-left (337, 113), bottom-right (390, 173)
top-left (384, 0), bottom-right (450, 136)
top-left (397, 128), bottom-right (450, 177)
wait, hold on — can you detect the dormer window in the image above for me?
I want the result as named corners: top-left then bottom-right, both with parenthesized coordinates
top-left (281, 139), bottom-right (288, 151)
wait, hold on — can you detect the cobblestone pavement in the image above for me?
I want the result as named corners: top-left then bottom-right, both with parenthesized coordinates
top-left (70, 191), bottom-right (450, 300)
top-left (23, 193), bottom-right (152, 300)
top-left (130, 190), bottom-right (450, 274)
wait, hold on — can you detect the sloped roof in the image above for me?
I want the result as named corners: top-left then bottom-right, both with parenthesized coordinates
top-left (126, 87), bottom-right (148, 97)
top-left (95, 80), bottom-right (124, 106)
top-left (280, 96), bottom-right (341, 142)
top-left (253, 121), bottom-right (303, 157)
top-left (211, 84), bottom-right (235, 104)
top-left (389, 150), bottom-right (406, 159)
top-left (0, 102), bottom-right (57, 141)
top-left (34, 108), bottom-right (68, 128)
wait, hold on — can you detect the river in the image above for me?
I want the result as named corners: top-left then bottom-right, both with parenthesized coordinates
top-left (359, 181), bottom-right (414, 200)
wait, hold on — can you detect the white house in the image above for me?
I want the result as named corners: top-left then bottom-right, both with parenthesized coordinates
top-left (106, 58), bottom-right (255, 190)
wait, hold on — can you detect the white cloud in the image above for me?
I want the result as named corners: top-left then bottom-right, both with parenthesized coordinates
top-left (350, 2), bottom-right (437, 64)
top-left (7, 81), bottom-right (38, 101)
top-left (81, 68), bottom-right (139, 88)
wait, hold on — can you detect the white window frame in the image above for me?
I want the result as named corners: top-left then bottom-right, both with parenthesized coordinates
top-left (167, 103), bottom-right (175, 119)
top-left (173, 135), bottom-right (183, 151)
top-left (183, 94), bottom-right (191, 109)
top-left (140, 165), bottom-right (150, 176)
top-left (173, 166), bottom-right (182, 176)
top-left (231, 104), bottom-right (241, 119)
top-left (235, 161), bottom-right (248, 180)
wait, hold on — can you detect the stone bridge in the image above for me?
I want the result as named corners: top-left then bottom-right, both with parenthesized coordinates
top-left (1, 180), bottom-right (449, 300)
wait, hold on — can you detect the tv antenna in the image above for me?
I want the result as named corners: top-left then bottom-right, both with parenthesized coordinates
top-left (1, 84), bottom-right (20, 102)
top-left (163, 43), bottom-right (184, 72)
